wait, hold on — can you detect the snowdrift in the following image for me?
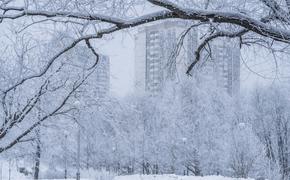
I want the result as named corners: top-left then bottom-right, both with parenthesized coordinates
top-left (114, 174), bottom-right (254, 180)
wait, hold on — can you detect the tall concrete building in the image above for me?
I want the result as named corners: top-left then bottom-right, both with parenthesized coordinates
top-left (94, 55), bottom-right (110, 98)
top-left (135, 20), bottom-right (197, 94)
top-left (134, 20), bottom-right (240, 96)
top-left (210, 38), bottom-right (240, 96)
top-left (75, 46), bottom-right (110, 98)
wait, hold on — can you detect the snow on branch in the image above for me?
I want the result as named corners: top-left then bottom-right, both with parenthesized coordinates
top-left (146, 0), bottom-right (290, 42)
top-left (0, 8), bottom-right (125, 25)
top-left (1, 33), bottom-right (103, 94)
top-left (0, 70), bottom-right (94, 153)
top-left (2, 1), bottom-right (290, 44)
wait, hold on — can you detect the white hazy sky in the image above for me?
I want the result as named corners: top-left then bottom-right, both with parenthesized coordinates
top-left (99, 30), bottom-right (136, 97)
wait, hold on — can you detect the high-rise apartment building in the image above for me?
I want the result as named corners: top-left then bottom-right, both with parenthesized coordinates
top-left (134, 20), bottom-right (240, 96)
top-left (135, 20), bottom-right (197, 94)
top-left (94, 55), bottom-right (110, 98)
top-left (75, 46), bottom-right (110, 98)
top-left (210, 38), bottom-right (240, 95)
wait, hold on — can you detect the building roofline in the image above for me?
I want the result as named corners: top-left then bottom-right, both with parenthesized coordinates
top-left (137, 19), bottom-right (192, 33)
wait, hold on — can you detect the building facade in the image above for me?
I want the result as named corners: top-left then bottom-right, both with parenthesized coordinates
top-left (135, 20), bottom-right (197, 94)
top-left (210, 38), bottom-right (240, 96)
top-left (75, 46), bottom-right (110, 99)
top-left (94, 55), bottom-right (110, 98)
top-left (134, 20), bottom-right (240, 96)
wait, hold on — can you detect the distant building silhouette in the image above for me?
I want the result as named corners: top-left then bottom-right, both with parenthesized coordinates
top-left (135, 20), bottom-right (197, 94)
top-left (94, 55), bottom-right (110, 98)
top-left (208, 38), bottom-right (240, 96)
top-left (75, 46), bottom-right (110, 99)
top-left (134, 20), bottom-right (240, 96)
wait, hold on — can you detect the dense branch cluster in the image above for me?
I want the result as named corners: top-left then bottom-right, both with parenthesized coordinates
top-left (0, 0), bottom-right (289, 76)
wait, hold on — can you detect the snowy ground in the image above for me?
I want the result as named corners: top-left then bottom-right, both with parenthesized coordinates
top-left (0, 160), bottom-right (114, 180)
top-left (0, 160), bottom-right (253, 180)
top-left (0, 173), bottom-right (256, 180)
top-left (1, 168), bottom-right (114, 180)
top-left (114, 175), bottom-right (254, 180)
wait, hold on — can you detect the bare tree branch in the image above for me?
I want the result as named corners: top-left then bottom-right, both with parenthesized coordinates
top-left (2, 1), bottom-right (290, 44)
top-left (0, 1), bottom-right (288, 91)
top-left (0, 8), bottom-right (124, 25)
top-left (186, 29), bottom-right (248, 75)
top-left (0, 69), bottom-right (95, 153)
top-left (85, 39), bottom-right (99, 70)
top-left (146, 0), bottom-right (290, 42)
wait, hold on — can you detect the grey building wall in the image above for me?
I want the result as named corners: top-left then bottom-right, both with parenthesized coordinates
top-left (134, 20), bottom-right (240, 96)
top-left (135, 20), bottom-right (198, 94)
top-left (95, 55), bottom-right (110, 98)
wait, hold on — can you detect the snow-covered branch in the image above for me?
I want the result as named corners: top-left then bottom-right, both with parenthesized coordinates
top-left (186, 29), bottom-right (248, 75)
top-left (1, 1), bottom-right (290, 44)
top-left (0, 69), bottom-right (94, 153)
top-left (147, 0), bottom-right (290, 42)
top-left (0, 8), bottom-right (125, 25)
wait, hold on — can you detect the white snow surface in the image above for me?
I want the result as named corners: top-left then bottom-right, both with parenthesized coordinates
top-left (114, 175), bottom-right (254, 180)
top-left (0, 160), bottom-right (114, 180)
